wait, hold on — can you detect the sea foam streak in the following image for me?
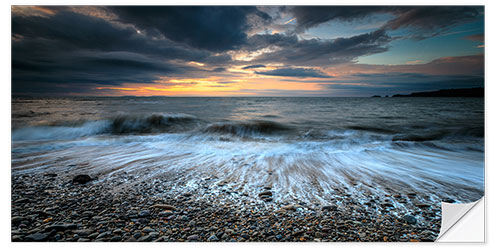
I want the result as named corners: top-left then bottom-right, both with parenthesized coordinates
top-left (12, 120), bottom-right (484, 213)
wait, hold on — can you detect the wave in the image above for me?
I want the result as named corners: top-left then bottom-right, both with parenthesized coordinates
top-left (12, 113), bottom-right (198, 141)
top-left (111, 113), bottom-right (197, 134)
top-left (203, 120), bottom-right (292, 138)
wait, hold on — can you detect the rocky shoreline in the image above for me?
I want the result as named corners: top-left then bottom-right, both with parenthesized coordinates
top-left (11, 169), bottom-right (443, 242)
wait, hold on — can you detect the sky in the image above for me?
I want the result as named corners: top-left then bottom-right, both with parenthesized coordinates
top-left (11, 6), bottom-right (484, 97)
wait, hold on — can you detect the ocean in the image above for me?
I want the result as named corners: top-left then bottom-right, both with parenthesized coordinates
top-left (11, 97), bottom-right (484, 211)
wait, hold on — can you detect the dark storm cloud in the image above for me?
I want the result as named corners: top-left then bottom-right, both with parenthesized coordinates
top-left (242, 64), bottom-right (266, 70)
top-left (12, 10), bottom-right (211, 60)
top-left (11, 10), bottom-right (214, 94)
top-left (248, 30), bottom-right (391, 66)
top-left (255, 67), bottom-right (331, 78)
top-left (290, 6), bottom-right (391, 32)
top-left (289, 6), bottom-right (483, 39)
top-left (107, 6), bottom-right (271, 52)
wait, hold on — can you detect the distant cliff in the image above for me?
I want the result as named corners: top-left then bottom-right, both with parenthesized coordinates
top-left (392, 87), bottom-right (484, 97)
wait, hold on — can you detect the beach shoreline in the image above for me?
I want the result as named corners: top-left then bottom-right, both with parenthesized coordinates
top-left (11, 167), bottom-right (441, 242)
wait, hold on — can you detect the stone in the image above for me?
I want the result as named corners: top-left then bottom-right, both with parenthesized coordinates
top-left (208, 234), bottom-right (219, 241)
top-left (25, 232), bottom-right (48, 241)
top-left (415, 203), bottom-right (431, 209)
top-left (88, 232), bottom-right (99, 239)
top-left (12, 216), bottom-right (25, 224)
top-left (321, 205), bottom-right (337, 211)
top-left (381, 202), bottom-right (394, 208)
top-left (110, 235), bottom-right (122, 242)
top-left (142, 227), bottom-right (155, 233)
top-left (159, 210), bottom-right (173, 217)
top-left (187, 234), bottom-right (199, 241)
top-left (151, 204), bottom-right (177, 210)
top-left (402, 215), bottom-right (417, 225)
top-left (282, 205), bottom-right (297, 211)
top-left (138, 234), bottom-right (153, 242)
top-left (45, 223), bottom-right (77, 232)
top-left (72, 174), bottom-right (93, 184)
top-left (258, 191), bottom-right (272, 197)
top-left (96, 231), bottom-right (111, 239)
top-left (138, 210), bottom-right (151, 217)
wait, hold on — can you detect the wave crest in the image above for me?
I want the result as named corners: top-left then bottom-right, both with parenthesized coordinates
top-left (203, 120), bottom-right (291, 138)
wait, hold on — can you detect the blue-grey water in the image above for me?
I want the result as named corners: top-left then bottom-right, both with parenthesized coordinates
top-left (11, 97), bottom-right (484, 210)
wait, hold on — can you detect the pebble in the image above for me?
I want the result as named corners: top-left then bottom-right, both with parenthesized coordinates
top-left (72, 174), bottom-right (93, 184)
top-left (187, 234), bottom-right (199, 241)
top-left (138, 210), bottom-right (151, 217)
top-left (321, 205), bottom-right (337, 211)
top-left (45, 223), bottom-right (77, 232)
top-left (110, 236), bottom-right (122, 242)
top-left (142, 227), bottom-right (155, 233)
top-left (402, 215), bottom-right (417, 225)
top-left (25, 232), bottom-right (48, 241)
top-left (415, 203), bottom-right (431, 208)
top-left (11, 171), bottom-right (442, 243)
top-left (208, 235), bottom-right (219, 241)
top-left (151, 204), bottom-right (177, 210)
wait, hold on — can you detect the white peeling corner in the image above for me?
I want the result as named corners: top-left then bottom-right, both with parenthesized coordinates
top-left (436, 197), bottom-right (484, 242)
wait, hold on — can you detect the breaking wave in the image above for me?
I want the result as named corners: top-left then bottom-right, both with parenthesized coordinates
top-left (203, 120), bottom-right (292, 138)
top-left (12, 113), bottom-right (198, 141)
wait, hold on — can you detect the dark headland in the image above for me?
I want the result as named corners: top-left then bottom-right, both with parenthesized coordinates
top-left (392, 87), bottom-right (484, 97)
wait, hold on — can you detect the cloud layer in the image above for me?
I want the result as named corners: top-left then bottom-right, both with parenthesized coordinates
top-left (11, 6), bottom-right (484, 96)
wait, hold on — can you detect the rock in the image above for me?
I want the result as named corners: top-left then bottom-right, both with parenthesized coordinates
top-left (258, 191), bottom-right (273, 197)
top-left (263, 197), bottom-right (273, 202)
top-left (138, 234), bottom-right (153, 242)
top-left (88, 232), bottom-right (99, 239)
top-left (381, 202), bottom-right (394, 208)
top-left (151, 204), bottom-right (177, 210)
top-left (415, 203), bottom-right (431, 209)
top-left (321, 205), bottom-right (337, 211)
top-left (142, 227), bottom-right (155, 233)
top-left (133, 232), bottom-right (142, 239)
top-left (282, 205), bottom-right (297, 211)
top-left (126, 237), bottom-right (137, 242)
top-left (44, 173), bottom-right (58, 177)
top-left (187, 234), bottom-right (199, 241)
top-left (138, 210), bottom-right (151, 217)
top-left (25, 232), bottom-right (48, 241)
top-left (72, 174), bottom-right (93, 184)
top-left (402, 215), bottom-right (417, 225)
top-left (77, 238), bottom-right (91, 242)
top-left (12, 216), bottom-right (26, 224)
top-left (110, 235), bottom-right (122, 242)
top-left (208, 234), bottom-right (219, 241)
top-left (45, 223), bottom-right (77, 232)
top-left (96, 231), bottom-right (111, 239)
top-left (442, 198), bottom-right (455, 203)
top-left (73, 229), bottom-right (93, 236)
top-left (159, 210), bottom-right (173, 217)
